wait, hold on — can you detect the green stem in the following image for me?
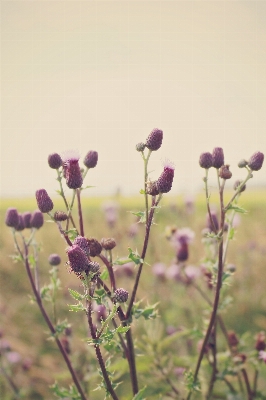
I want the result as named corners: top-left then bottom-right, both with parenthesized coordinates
top-left (57, 169), bottom-right (77, 229)
top-left (204, 169), bottom-right (218, 234)
top-left (143, 150), bottom-right (152, 225)
top-left (96, 304), bottom-right (119, 338)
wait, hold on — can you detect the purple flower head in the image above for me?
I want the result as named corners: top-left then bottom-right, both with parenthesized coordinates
top-left (114, 262), bottom-right (134, 278)
top-left (5, 208), bottom-right (19, 228)
top-left (166, 264), bottom-right (181, 281)
top-left (16, 215), bottom-right (25, 231)
top-left (22, 212), bottom-right (32, 229)
top-left (113, 288), bottom-right (129, 303)
top-left (94, 304), bottom-right (107, 322)
top-left (67, 244), bottom-right (89, 273)
top-left (145, 128), bottom-right (163, 151)
top-left (48, 254), bottom-right (61, 266)
top-left (199, 152), bottom-right (213, 169)
top-left (54, 211), bottom-right (68, 221)
top-left (84, 150), bottom-right (98, 169)
top-left (248, 151), bottom-right (264, 171)
top-left (48, 153), bottom-right (62, 169)
top-left (212, 147), bottom-right (224, 169)
top-left (152, 263), bottom-right (166, 280)
top-left (30, 210), bottom-right (44, 229)
top-left (36, 189), bottom-right (54, 213)
top-left (62, 150), bottom-right (83, 189)
top-left (177, 242), bottom-right (189, 262)
top-left (206, 211), bottom-right (219, 232)
top-left (73, 236), bottom-right (90, 255)
top-left (171, 228), bottom-right (195, 249)
top-left (157, 160), bottom-right (175, 194)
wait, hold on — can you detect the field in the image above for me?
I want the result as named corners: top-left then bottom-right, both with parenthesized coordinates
top-left (1, 190), bottom-right (266, 399)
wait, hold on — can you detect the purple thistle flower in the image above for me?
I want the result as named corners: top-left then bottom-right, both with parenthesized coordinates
top-left (36, 189), bottom-right (54, 213)
top-left (67, 245), bottom-right (89, 273)
top-left (5, 208), bottom-right (19, 228)
top-left (30, 211), bottom-right (44, 229)
top-left (248, 151), bottom-right (264, 171)
top-left (22, 212), bottom-right (32, 229)
top-left (16, 215), bottom-right (25, 231)
top-left (62, 150), bottom-right (83, 189)
top-left (48, 254), bottom-right (61, 266)
top-left (157, 160), bottom-right (175, 194)
top-left (145, 128), bottom-right (163, 151)
top-left (113, 288), bottom-right (129, 303)
top-left (184, 265), bottom-right (201, 282)
top-left (212, 147), bottom-right (224, 169)
top-left (48, 153), bottom-right (62, 169)
top-left (199, 152), bottom-right (213, 169)
top-left (177, 242), bottom-right (189, 262)
top-left (171, 228), bottom-right (195, 248)
top-left (54, 211), bottom-right (68, 221)
top-left (206, 211), bottom-right (219, 232)
top-left (84, 150), bottom-right (98, 169)
top-left (73, 235), bottom-right (90, 255)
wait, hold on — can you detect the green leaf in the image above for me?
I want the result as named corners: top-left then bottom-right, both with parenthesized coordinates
top-left (81, 185), bottom-right (95, 191)
top-left (64, 228), bottom-right (78, 240)
top-left (50, 382), bottom-right (81, 399)
top-left (68, 303), bottom-right (86, 312)
top-left (28, 254), bottom-right (36, 267)
top-left (184, 370), bottom-right (201, 392)
top-left (68, 288), bottom-right (84, 301)
top-left (139, 189), bottom-right (146, 194)
top-left (228, 227), bottom-right (235, 240)
top-left (130, 210), bottom-right (146, 223)
top-left (100, 268), bottom-right (109, 281)
top-left (116, 326), bottom-right (130, 334)
top-left (113, 257), bottom-right (132, 266)
top-left (226, 204), bottom-right (248, 214)
top-left (128, 247), bottom-right (143, 265)
top-left (132, 302), bottom-right (159, 320)
top-left (132, 386), bottom-right (148, 400)
top-left (10, 254), bottom-right (24, 263)
top-left (54, 320), bottom-right (70, 336)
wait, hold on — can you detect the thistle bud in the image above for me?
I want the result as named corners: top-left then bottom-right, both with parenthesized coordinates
top-left (136, 142), bottom-right (146, 152)
top-left (212, 147), bottom-right (224, 169)
top-left (88, 261), bottom-right (100, 274)
top-left (16, 215), bottom-right (25, 231)
top-left (30, 211), bottom-right (44, 229)
top-left (84, 151), bottom-right (98, 169)
top-left (67, 245), bottom-right (88, 273)
top-left (48, 153), bottom-right (62, 169)
top-left (86, 238), bottom-right (102, 257)
top-left (94, 304), bottom-right (107, 322)
top-left (199, 152), bottom-right (213, 169)
top-left (54, 211), bottom-right (68, 221)
top-left (73, 236), bottom-right (90, 255)
top-left (113, 288), bottom-right (129, 303)
top-left (5, 208), bottom-right (19, 228)
top-left (48, 254), bottom-right (61, 266)
top-left (157, 161), bottom-right (175, 194)
top-left (233, 180), bottom-right (246, 193)
top-left (238, 159), bottom-right (248, 168)
top-left (219, 165), bottom-right (232, 180)
top-left (145, 128), bottom-right (163, 151)
top-left (255, 332), bottom-right (266, 352)
top-left (100, 238), bottom-right (116, 250)
top-left (146, 181), bottom-right (160, 196)
top-left (177, 243), bottom-right (188, 262)
top-left (248, 151), bottom-right (264, 171)
top-left (35, 189), bottom-right (54, 213)
top-left (62, 151), bottom-right (83, 189)
top-left (228, 331), bottom-right (239, 347)
top-left (22, 212), bottom-right (32, 228)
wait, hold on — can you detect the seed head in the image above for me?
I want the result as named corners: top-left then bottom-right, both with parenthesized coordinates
top-left (48, 153), bottom-right (62, 169)
top-left (22, 212), bottom-right (32, 228)
top-left (234, 180), bottom-right (246, 193)
top-left (157, 160), bottom-right (175, 194)
top-left (36, 189), bottom-right (54, 213)
top-left (113, 288), bottom-right (129, 303)
top-left (248, 151), bottom-right (264, 171)
top-left (84, 151), bottom-right (98, 169)
top-left (73, 236), bottom-right (90, 255)
top-left (100, 238), bottom-right (116, 250)
top-left (67, 245), bottom-right (89, 273)
top-left (219, 165), bottom-right (232, 180)
top-left (86, 238), bottom-right (102, 257)
top-left (146, 181), bottom-right (160, 196)
top-left (54, 211), bottom-right (68, 221)
top-left (30, 211), bottom-right (44, 229)
top-left (48, 254), bottom-right (61, 266)
top-left (145, 128), bottom-right (163, 151)
top-left (199, 152), bottom-right (213, 169)
top-left (212, 147), bottom-right (224, 169)
top-left (238, 159), bottom-right (248, 168)
top-left (5, 208), bottom-right (19, 228)
top-left (136, 142), bottom-right (146, 152)
top-left (62, 150), bottom-right (83, 189)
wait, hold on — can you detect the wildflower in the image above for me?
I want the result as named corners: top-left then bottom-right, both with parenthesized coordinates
top-left (16, 215), bottom-right (25, 231)
top-left (199, 152), bottom-right (213, 169)
top-left (94, 304), bottom-right (107, 322)
top-left (62, 150), bottom-right (83, 189)
top-left (177, 242), bottom-right (188, 262)
top-left (35, 189), bottom-right (54, 213)
top-left (73, 236), bottom-right (90, 255)
top-left (67, 245), bottom-right (88, 273)
top-left (22, 212), bottom-right (32, 228)
top-left (114, 262), bottom-right (134, 278)
top-left (48, 254), bottom-right (61, 266)
top-left (184, 265), bottom-right (201, 282)
top-left (238, 159), bottom-right (248, 168)
top-left (113, 288), bottom-right (129, 303)
top-left (88, 261), bottom-right (100, 274)
top-left (145, 128), bottom-right (163, 151)
top-left (219, 165), bottom-right (232, 179)
top-left (171, 227), bottom-right (195, 247)
top-left (30, 211), bottom-right (44, 229)
top-left (48, 153), bottom-right (62, 169)
top-left (86, 238), bottom-right (102, 257)
top-left (146, 181), bottom-right (160, 196)
top-left (84, 150), bottom-right (98, 169)
top-left (152, 263), bottom-right (166, 280)
top-left (165, 264), bottom-right (181, 281)
top-left (5, 208), bottom-right (19, 228)
top-left (212, 147), bottom-right (224, 169)
top-left (54, 211), bottom-right (68, 221)
top-left (206, 211), bottom-right (219, 232)
top-left (255, 332), bottom-right (266, 352)
top-left (101, 238), bottom-right (116, 250)
top-left (157, 160), bottom-right (175, 193)
top-left (227, 331), bottom-right (239, 348)
top-left (248, 151), bottom-right (264, 171)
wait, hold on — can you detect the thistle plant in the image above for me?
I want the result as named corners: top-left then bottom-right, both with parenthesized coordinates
top-left (4, 137), bottom-right (265, 400)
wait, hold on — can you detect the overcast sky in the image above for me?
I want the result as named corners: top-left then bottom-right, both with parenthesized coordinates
top-left (1, 1), bottom-right (266, 200)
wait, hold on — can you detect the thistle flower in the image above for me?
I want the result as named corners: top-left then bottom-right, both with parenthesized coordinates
top-left (113, 288), bottom-right (129, 303)
top-left (16, 215), bottom-right (25, 231)
top-left (22, 212), bottom-right (32, 229)
top-left (35, 189), bottom-right (54, 213)
top-left (157, 160), bottom-right (175, 194)
top-left (73, 236), bottom-right (90, 255)
top-left (84, 150), bottom-right (98, 169)
top-left (199, 152), bottom-right (213, 169)
top-left (146, 181), bottom-right (160, 196)
top-left (5, 208), bottom-right (19, 228)
top-left (54, 211), bottom-right (68, 221)
top-left (206, 211), bottom-right (219, 232)
top-left (94, 304), bottom-right (107, 322)
top-left (48, 254), bottom-right (61, 266)
top-left (219, 165), bottom-right (232, 179)
top-left (152, 263), bottom-right (166, 280)
top-left (67, 245), bottom-right (89, 273)
top-left (177, 242), bottom-right (188, 262)
top-left (165, 264), bottom-right (181, 281)
top-left (62, 150), bottom-right (83, 189)
top-left (145, 128), bottom-right (163, 151)
top-left (227, 331), bottom-right (239, 347)
top-left (248, 151), bottom-right (264, 171)
top-left (238, 159), bottom-right (248, 168)
top-left (100, 238), bottom-right (116, 250)
top-left (171, 228), bottom-right (195, 248)
top-left (212, 147), bottom-right (224, 169)
top-left (48, 153), bottom-right (62, 169)
top-left (88, 261), bottom-right (100, 274)
top-left (30, 211), bottom-right (44, 229)
top-left (255, 332), bottom-right (266, 352)
top-left (86, 238), bottom-right (102, 257)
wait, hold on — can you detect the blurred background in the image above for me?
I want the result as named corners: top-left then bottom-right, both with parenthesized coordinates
top-left (1, 0), bottom-right (266, 198)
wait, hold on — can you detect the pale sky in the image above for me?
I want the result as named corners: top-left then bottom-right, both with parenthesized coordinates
top-left (1, 1), bottom-right (266, 199)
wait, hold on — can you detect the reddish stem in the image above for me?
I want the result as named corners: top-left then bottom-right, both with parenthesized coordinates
top-left (76, 189), bottom-right (84, 237)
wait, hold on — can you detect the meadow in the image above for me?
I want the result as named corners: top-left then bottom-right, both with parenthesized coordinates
top-left (1, 189), bottom-right (266, 399)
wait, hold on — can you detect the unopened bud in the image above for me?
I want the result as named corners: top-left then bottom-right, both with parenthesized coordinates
top-left (199, 152), bottom-right (213, 169)
top-left (136, 142), bottom-right (146, 152)
top-left (113, 288), bottom-right (129, 303)
top-left (146, 181), bottom-right (160, 196)
top-left (48, 153), bottom-right (62, 169)
top-left (54, 211), bottom-right (68, 221)
top-left (5, 208), bottom-right (19, 228)
top-left (101, 238), bottom-right (116, 250)
top-left (219, 165), bottom-right (232, 179)
top-left (238, 159), bottom-right (248, 168)
top-left (48, 254), bottom-right (61, 266)
top-left (145, 128), bottom-right (163, 151)
top-left (157, 161), bottom-right (175, 194)
top-left (86, 238), bottom-right (102, 257)
top-left (30, 211), bottom-right (44, 229)
top-left (35, 189), bottom-right (54, 213)
top-left (233, 180), bottom-right (246, 193)
top-left (248, 151), bottom-right (264, 171)
top-left (84, 151), bottom-right (98, 169)
top-left (212, 147), bottom-right (224, 169)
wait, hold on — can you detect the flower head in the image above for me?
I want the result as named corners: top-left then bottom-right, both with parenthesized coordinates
top-left (48, 153), bottom-right (62, 169)
top-left (84, 150), bottom-right (98, 169)
top-left (62, 150), bottom-right (83, 189)
top-left (5, 208), bottom-right (19, 228)
top-left (35, 189), bottom-right (54, 213)
top-left (171, 228), bottom-right (195, 249)
top-left (48, 254), bottom-right (61, 266)
top-left (248, 151), bottom-right (264, 171)
top-left (73, 236), bottom-right (90, 255)
top-left (145, 128), bottom-right (163, 151)
top-left (212, 147), bottom-right (224, 169)
top-left (22, 212), bottom-right (32, 229)
top-left (199, 152), bottom-right (213, 169)
top-left (16, 215), bottom-right (25, 231)
top-left (30, 211), bottom-right (44, 229)
top-left (157, 160), bottom-right (175, 194)
top-left (67, 245), bottom-right (89, 273)
top-left (113, 288), bottom-right (129, 303)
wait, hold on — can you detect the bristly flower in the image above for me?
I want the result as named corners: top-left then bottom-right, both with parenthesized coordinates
top-left (145, 128), bottom-right (163, 151)
top-left (113, 288), bottom-right (129, 303)
top-left (157, 160), bottom-right (175, 194)
top-left (255, 332), bottom-right (266, 352)
top-left (62, 150), bottom-right (83, 189)
top-left (48, 254), bottom-right (61, 266)
top-left (22, 212), bottom-right (32, 228)
top-left (15, 215), bottom-right (25, 231)
top-left (30, 211), bottom-right (44, 229)
top-left (73, 236), bottom-right (90, 256)
top-left (84, 151), bottom-right (98, 169)
top-left (171, 228), bottom-right (195, 250)
top-left (48, 153), bottom-right (62, 169)
top-left (199, 152), bottom-right (213, 169)
top-left (212, 147), bottom-right (224, 169)
top-left (67, 245), bottom-right (89, 273)
top-left (54, 211), bottom-right (68, 222)
top-left (248, 151), bottom-right (264, 171)
top-left (146, 181), bottom-right (160, 196)
top-left (35, 189), bottom-right (54, 213)
top-left (5, 208), bottom-right (19, 228)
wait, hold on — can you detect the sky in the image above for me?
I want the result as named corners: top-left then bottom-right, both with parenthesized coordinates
top-left (1, 0), bottom-right (266, 200)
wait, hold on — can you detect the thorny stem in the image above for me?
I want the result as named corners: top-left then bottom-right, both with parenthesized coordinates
top-left (48, 213), bottom-right (73, 246)
top-left (76, 189), bottom-right (84, 237)
top-left (206, 322), bottom-right (217, 399)
top-left (57, 169), bottom-right (76, 229)
top-left (241, 368), bottom-right (253, 400)
top-left (22, 241), bottom-right (88, 400)
top-left (98, 254), bottom-right (116, 291)
top-left (205, 169), bottom-right (218, 234)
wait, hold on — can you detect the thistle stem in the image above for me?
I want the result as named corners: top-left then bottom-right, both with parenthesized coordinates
top-left (76, 189), bottom-right (84, 237)
top-left (98, 254), bottom-right (116, 291)
top-left (57, 169), bottom-right (76, 229)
